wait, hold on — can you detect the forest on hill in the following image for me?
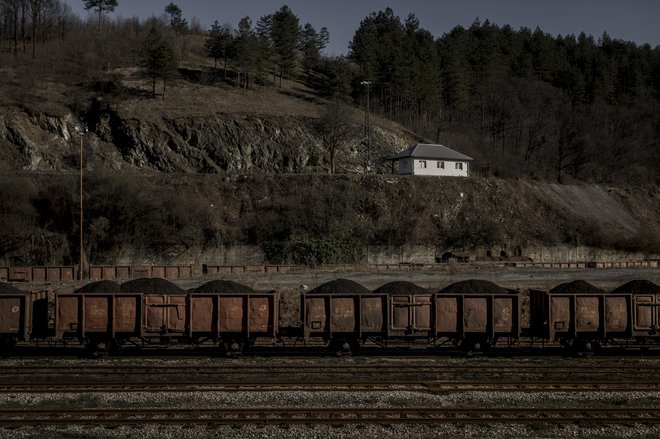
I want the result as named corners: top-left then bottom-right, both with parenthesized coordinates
top-left (1, 2), bottom-right (659, 266)
top-left (1, 2), bottom-right (659, 184)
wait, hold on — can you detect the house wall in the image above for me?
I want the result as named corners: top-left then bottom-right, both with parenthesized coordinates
top-left (398, 158), bottom-right (469, 176)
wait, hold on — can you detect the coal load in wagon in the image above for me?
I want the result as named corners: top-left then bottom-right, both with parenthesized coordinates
top-left (438, 279), bottom-right (510, 295)
top-left (120, 278), bottom-right (185, 294)
top-left (309, 278), bottom-right (370, 295)
top-left (549, 280), bottom-right (604, 295)
top-left (611, 280), bottom-right (660, 295)
top-left (73, 280), bottom-right (121, 295)
top-left (0, 282), bottom-right (23, 295)
top-left (373, 281), bottom-right (428, 295)
top-left (194, 280), bottom-right (256, 295)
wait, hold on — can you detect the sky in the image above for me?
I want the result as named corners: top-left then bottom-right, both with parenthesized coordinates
top-left (63, 0), bottom-right (660, 56)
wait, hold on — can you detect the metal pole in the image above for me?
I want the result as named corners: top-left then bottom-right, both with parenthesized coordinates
top-left (366, 83), bottom-right (370, 171)
top-left (361, 80), bottom-right (371, 172)
top-left (79, 133), bottom-right (83, 281)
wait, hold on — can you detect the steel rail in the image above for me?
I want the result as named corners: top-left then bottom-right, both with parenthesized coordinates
top-left (0, 407), bottom-right (657, 426)
top-left (0, 380), bottom-right (657, 393)
top-left (0, 364), bottom-right (655, 374)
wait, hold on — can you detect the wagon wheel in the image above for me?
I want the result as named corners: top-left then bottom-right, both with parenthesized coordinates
top-left (329, 337), bottom-right (360, 357)
top-left (0, 336), bottom-right (17, 353)
top-left (108, 338), bottom-right (124, 354)
top-left (455, 337), bottom-right (492, 357)
top-left (561, 338), bottom-right (598, 357)
top-left (220, 338), bottom-right (247, 357)
top-left (84, 339), bottom-right (109, 358)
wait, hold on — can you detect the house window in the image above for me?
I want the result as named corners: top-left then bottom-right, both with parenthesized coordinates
top-left (419, 160), bottom-right (427, 168)
top-left (437, 161), bottom-right (445, 169)
top-left (455, 162), bottom-right (463, 170)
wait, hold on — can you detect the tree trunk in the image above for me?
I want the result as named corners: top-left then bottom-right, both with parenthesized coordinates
top-left (162, 80), bottom-right (166, 100)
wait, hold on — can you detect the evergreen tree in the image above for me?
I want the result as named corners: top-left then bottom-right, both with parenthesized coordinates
top-left (270, 5), bottom-right (299, 87)
top-left (300, 23), bottom-right (329, 85)
top-left (82, 0), bottom-right (117, 34)
top-left (204, 20), bottom-right (234, 76)
top-left (234, 16), bottom-right (261, 89)
top-left (165, 2), bottom-right (187, 35)
top-left (140, 28), bottom-right (177, 99)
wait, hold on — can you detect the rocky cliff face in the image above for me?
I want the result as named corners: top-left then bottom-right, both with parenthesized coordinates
top-left (1, 106), bottom-right (658, 267)
top-left (0, 105), bottom-right (410, 174)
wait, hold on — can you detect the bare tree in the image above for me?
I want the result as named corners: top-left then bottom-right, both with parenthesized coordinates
top-left (317, 101), bottom-right (354, 173)
top-left (551, 97), bottom-right (587, 183)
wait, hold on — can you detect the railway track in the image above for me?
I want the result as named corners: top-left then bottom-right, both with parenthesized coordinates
top-left (0, 362), bottom-right (657, 375)
top-left (0, 407), bottom-right (657, 427)
top-left (0, 380), bottom-right (657, 393)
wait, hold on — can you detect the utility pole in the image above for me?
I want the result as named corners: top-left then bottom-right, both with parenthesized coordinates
top-left (360, 80), bottom-right (371, 172)
top-left (75, 125), bottom-right (87, 281)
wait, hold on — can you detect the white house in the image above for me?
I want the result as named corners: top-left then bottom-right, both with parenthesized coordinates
top-left (390, 143), bottom-right (473, 177)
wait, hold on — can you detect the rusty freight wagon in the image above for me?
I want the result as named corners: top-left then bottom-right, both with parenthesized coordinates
top-left (54, 278), bottom-right (279, 353)
top-left (0, 282), bottom-right (30, 349)
top-left (302, 279), bottom-right (386, 353)
top-left (302, 279), bottom-right (521, 354)
top-left (612, 280), bottom-right (660, 341)
top-left (435, 280), bottom-right (521, 353)
top-left (55, 281), bottom-right (141, 351)
top-left (191, 280), bottom-right (279, 354)
top-left (528, 280), bottom-right (644, 354)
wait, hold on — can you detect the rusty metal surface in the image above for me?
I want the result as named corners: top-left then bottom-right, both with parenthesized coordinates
top-left (329, 297), bottom-right (355, 333)
top-left (360, 296), bottom-right (385, 332)
top-left (144, 295), bottom-right (185, 334)
top-left (576, 296), bottom-right (600, 332)
top-left (248, 296), bottom-right (272, 333)
top-left (114, 296), bottom-right (139, 333)
top-left (83, 296), bottom-right (109, 332)
top-left (190, 296), bottom-right (214, 332)
top-left (56, 296), bottom-right (79, 336)
top-left (605, 296), bottom-right (628, 332)
top-left (390, 294), bottom-right (432, 332)
top-left (463, 297), bottom-right (487, 332)
top-left (550, 296), bottom-right (570, 334)
top-left (493, 297), bottom-right (514, 332)
top-left (304, 297), bottom-right (327, 334)
top-left (218, 296), bottom-right (243, 333)
top-left (435, 297), bottom-right (458, 333)
top-left (0, 296), bottom-right (22, 333)
top-left (633, 295), bottom-right (656, 331)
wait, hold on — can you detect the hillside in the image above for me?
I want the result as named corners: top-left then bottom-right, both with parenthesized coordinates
top-left (1, 172), bottom-right (658, 267)
top-left (0, 62), bottom-right (415, 174)
top-left (1, 9), bottom-right (659, 267)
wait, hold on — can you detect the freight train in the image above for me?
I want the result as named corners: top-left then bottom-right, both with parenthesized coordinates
top-left (0, 277), bottom-right (658, 356)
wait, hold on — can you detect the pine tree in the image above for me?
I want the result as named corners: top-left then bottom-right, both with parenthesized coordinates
top-left (82, 0), bottom-right (118, 35)
top-left (165, 2), bottom-right (187, 36)
top-left (270, 5), bottom-right (299, 87)
top-left (140, 28), bottom-right (177, 99)
top-left (300, 23), bottom-right (329, 85)
top-left (204, 20), bottom-right (234, 76)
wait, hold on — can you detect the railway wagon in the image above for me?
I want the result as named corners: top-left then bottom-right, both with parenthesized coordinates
top-left (302, 279), bottom-right (521, 353)
top-left (435, 280), bottom-right (521, 352)
top-left (302, 279), bottom-right (387, 352)
top-left (529, 280), bottom-right (660, 353)
top-left (0, 282), bottom-right (30, 348)
top-left (54, 279), bottom-right (279, 353)
top-left (612, 280), bottom-right (660, 342)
